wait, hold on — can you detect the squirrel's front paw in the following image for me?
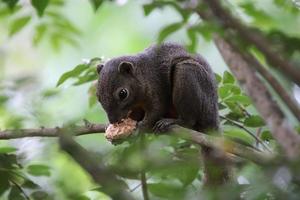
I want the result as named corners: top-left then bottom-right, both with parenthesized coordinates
top-left (153, 118), bottom-right (176, 133)
top-left (137, 121), bottom-right (151, 133)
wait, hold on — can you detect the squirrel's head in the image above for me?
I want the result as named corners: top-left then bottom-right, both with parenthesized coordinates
top-left (96, 57), bottom-right (145, 124)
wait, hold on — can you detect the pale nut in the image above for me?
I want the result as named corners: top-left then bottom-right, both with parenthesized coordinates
top-left (105, 118), bottom-right (137, 142)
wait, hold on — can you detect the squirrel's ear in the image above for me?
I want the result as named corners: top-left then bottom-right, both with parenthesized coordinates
top-left (118, 61), bottom-right (134, 74)
top-left (96, 64), bottom-right (104, 74)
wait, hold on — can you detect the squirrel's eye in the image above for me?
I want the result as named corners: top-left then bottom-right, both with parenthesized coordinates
top-left (118, 88), bottom-right (128, 100)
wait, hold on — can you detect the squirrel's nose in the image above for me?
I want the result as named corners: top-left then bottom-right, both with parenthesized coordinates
top-left (108, 115), bottom-right (119, 124)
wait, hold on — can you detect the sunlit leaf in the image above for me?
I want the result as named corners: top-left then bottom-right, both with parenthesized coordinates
top-left (27, 164), bottom-right (51, 177)
top-left (33, 23), bottom-right (46, 45)
top-left (74, 195), bottom-right (91, 200)
top-left (56, 64), bottom-right (89, 87)
top-left (186, 27), bottom-right (198, 52)
top-left (89, 0), bottom-right (104, 11)
top-left (88, 84), bottom-right (97, 107)
top-left (73, 74), bottom-right (97, 85)
top-left (31, 0), bottom-right (49, 17)
top-left (225, 112), bottom-right (245, 121)
top-left (148, 183), bottom-right (184, 199)
top-left (261, 130), bottom-right (273, 141)
top-left (143, 3), bottom-right (156, 16)
top-left (224, 127), bottom-right (254, 145)
top-left (0, 95), bottom-right (9, 104)
top-left (0, 146), bottom-right (17, 154)
top-left (9, 15), bottom-right (31, 36)
top-left (244, 115), bottom-right (265, 127)
top-left (215, 73), bottom-right (222, 84)
top-left (41, 88), bottom-right (60, 98)
top-left (225, 95), bottom-right (252, 106)
top-left (223, 71), bottom-right (235, 84)
top-left (2, 0), bottom-right (19, 9)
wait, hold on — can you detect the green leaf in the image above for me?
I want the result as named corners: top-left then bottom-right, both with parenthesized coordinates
top-left (240, 3), bottom-right (274, 27)
top-left (225, 112), bottom-right (245, 121)
top-left (74, 195), bottom-right (91, 200)
top-left (0, 177), bottom-right (9, 196)
top-left (89, 0), bottom-right (104, 11)
top-left (27, 164), bottom-right (51, 177)
top-left (224, 127), bottom-right (254, 145)
top-left (56, 64), bottom-right (89, 87)
top-left (261, 130), bottom-right (273, 141)
top-left (296, 126), bottom-right (300, 134)
top-left (158, 22), bottom-right (184, 43)
top-left (148, 183), bottom-right (184, 199)
top-left (41, 88), bottom-right (60, 98)
top-left (218, 85), bottom-right (231, 99)
top-left (2, 0), bottom-right (19, 9)
top-left (0, 95), bottom-right (9, 104)
top-left (31, 0), bottom-right (49, 17)
top-left (9, 15), bottom-right (31, 36)
top-left (194, 22), bottom-right (218, 41)
top-left (215, 73), bottom-right (222, 84)
top-left (219, 84), bottom-right (241, 99)
top-left (0, 147), bottom-right (17, 154)
top-left (225, 95), bottom-right (252, 106)
top-left (33, 23), bottom-right (46, 45)
top-left (143, 3), bottom-right (156, 16)
top-left (8, 186), bottom-right (26, 200)
top-left (244, 115), bottom-right (265, 127)
top-left (186, 27), bottom-right (198, 52)
top-left (88, 85), bottom-right (97, 107)
top-left (223, 71), bottom-right (235, 84)
top-left (22, 180), bottom-right (39, 189)
top-left (73, 73), bottom-right (97, 85)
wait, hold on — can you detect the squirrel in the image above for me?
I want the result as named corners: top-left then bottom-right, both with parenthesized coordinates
top-left (96, 43), bottom-right (230, 185)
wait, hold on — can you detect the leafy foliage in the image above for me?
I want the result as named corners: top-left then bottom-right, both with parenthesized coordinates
top-left (0, 0), bottom-right (300, 199)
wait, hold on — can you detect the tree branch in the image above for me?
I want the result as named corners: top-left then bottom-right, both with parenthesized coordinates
top-left (0, 124), bottom-right (106, 139)
top-left (202, 0), bottom-right (300, 86)
top-left (0, 122), bottom-right (273, 165)
top-left (214, 36), bottom-right (300, 159)
top-left (242, 50), bottom-right (300, 122)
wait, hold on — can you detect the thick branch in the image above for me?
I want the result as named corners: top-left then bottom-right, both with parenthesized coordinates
top-left (242, 51), bottom-right (300, 122)
top-left (214, 36), bottom-right (300, 159)
top-left (202, 0), bottom-right (300, 85)
top-left (170, 125), bottom-right (273, 165)
top-left (0, 123), bottom-right (273, 165)
top-left (0, 124), bottom-right (106, 139)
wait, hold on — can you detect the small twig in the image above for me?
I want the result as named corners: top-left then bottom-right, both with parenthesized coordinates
top-left (220, 115), bottom-right (271, 152)
top-left (0, 124), bottom-right (106, 140)
top-left (130, 183), bottom-right (142, 192)
top-left (237, 104), bottom-right (251, 117)
top-left (10, 180), bottom-right (31, 200)
top-left (256, 128), bottom-right (262, 148)
top-left (140, 171), bottom-right (149, 200)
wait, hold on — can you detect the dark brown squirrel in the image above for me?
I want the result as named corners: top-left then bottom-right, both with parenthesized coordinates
top-left (96, 43), bottom-right (230, 185)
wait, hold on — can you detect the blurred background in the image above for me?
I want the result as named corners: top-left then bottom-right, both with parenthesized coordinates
top-left (0, 0), bottom-right (300, 199)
